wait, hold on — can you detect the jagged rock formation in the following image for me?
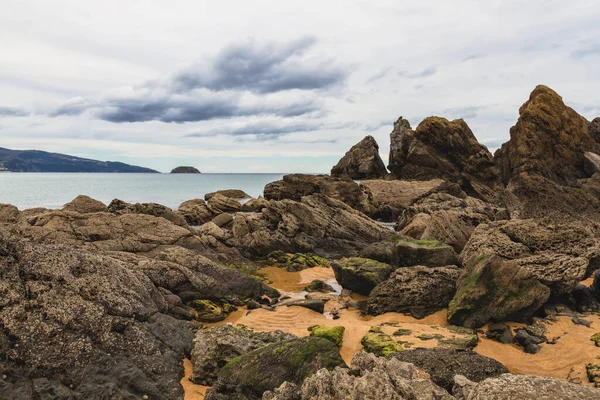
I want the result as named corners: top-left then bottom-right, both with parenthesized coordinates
top-left (264, 174), bottom-right (372, 214)
top-left (108, 198), bottom-right (188, 226)
top-left (171, 166), bottom-right (201, 173)
top-left (205, 189), bottom-right (250, 200)
top-left (228, 194), bottom-right (391, 258)
top-left (330, 135), bottom-right (387, 179)
top-left (495, 85), bottom-right (600, 220)
top-left (178, 198), bottom-right (212, 225)
top-left (387, 116), bottom-right (501, 202)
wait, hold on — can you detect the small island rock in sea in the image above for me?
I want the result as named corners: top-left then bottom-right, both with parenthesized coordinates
top-left (171, 166), bottom-right (201, 173)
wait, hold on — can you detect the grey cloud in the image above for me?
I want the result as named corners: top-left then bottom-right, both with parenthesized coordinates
top-left (571, 44), bottom-right (600, 58)
top-left (0, 106), bottom-right (28, 117)
top-left (398, 66), bottom-right (437, 79)
top-left (172, 37), bottom-right (347, 94)
top-left (461, 54), bottom-right (486, 62)
top-left (366, 66), bottom-right (393, 83)
top-left (442, 106), bottom-right (483, 119)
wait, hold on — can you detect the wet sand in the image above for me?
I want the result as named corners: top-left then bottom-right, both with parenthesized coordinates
top-left (183, 266), bottom-right (600, 397)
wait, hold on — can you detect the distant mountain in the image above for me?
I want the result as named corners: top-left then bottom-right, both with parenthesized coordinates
top-left (0, 147), bottom-right (159, 173)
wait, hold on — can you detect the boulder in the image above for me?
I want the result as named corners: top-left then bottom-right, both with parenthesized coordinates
top-left (283, 253), bottom-right (329, 272)
top-left (0, 203), bottom-right (19, 222)
top-left (189, 299), bottom-right (225, 322)
top-left (308, 325), bottom-right (345, 348)
top-left (448, 254), bottom-right (550, 328)
top-left (485, 322), bottom-right (514, 344)
top-left (205, 189), bottom-right (250, 201)
top-left (283, 299), bottom-right (326, 314)
top-left (205, 337), bottom-right (346, 400)
top-left (263, 174), bottom-right (372, 214)
top-left (391, 348), bottom-right (508, 392)
top-left (191, 325), bottom-right (296, 385)
top-left (360, 326), bottom-right (404, 356)
top-left (178, 199), bottom-right (212, 225)
top-left (227, 194), bottom-right (391, 258)
top-left (211, 213), bottom-right (233, 228)
top-left (585, 152), bottom-right (600, 175)
top-left (108, 198), bottom-right (187, 226)
top-left (170, 166), bottom-right (200, 173)
top-left (63, 195), bottom-right (107, 213)
top-left (331, 257), bottom-right (393, 295)
top-left (240, 196), bottom-right (270, 212)
top-left (467, 373), bottom-right (600, 399)
top-left (330, 135), bottom-right (387, 179)
top-left (367, 265), bottom-right (461, 318)
top-left (359, 241), bottom-right (396, 264)
top-left (387, 116), bottom-right (501, 202)
top-left (304, 280), bottom-right (335, 293)
top-left (207, 193), bottom-right (241, 213)
top-left (392, 238), bottom-right (459, 268)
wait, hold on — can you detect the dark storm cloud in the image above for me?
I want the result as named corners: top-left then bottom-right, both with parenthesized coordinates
top-left (172, 36), bottom-right (347, 94)
top-left (96, 97), bottom-right (320, 123)
top-left (398, 66), bottom-right (437, 79)
top-left (0, 106), bottom-right (29, 117)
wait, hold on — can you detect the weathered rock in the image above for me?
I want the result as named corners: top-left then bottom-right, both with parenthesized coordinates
top-left (461, 219), bottom-right (600, 296)
top-left (588, 362), bottom-right (600, 387)
top-left (585, 152), bottom-right (600, 175)
top-left (207, 193), bottom-right (241, 213)
top-left (211, 213), bottom-right (233, 228)
top-left (227, 194), bottom-right (391, 259)
top-left (514, 329), bottom-right (545, 354)
top-left (178, 199), bottom-right (212, 225)
top-left (170, 166), bottom-right (200, 173)
top-left (495, 85), bottom-right (600, 221)
top-left (284, 253), bottom-right (329, 272)
top-left (448, 254), bottom-right (551, 328)
top-left (359, 241), bottom-right (396, 264)
top-left (570, 284), bottom-right (600, 313)
top-left (308, 325), bottom-right (345, 347)
top-left (240, 197), bottom-right (270, 212)
top-left (392, 238), bottom-right (459, 268)
top-left (63, 195), bottom-right (107, 213)
top-left (189, 299), bottom-right (225, 322)
top-left (387, 116), bottom-right (501, 202)
top-left (0, 233), bottom-right (195, 399)
top-left (191, 325), bottom-right (296, 385)
top-left (206, 337), bottom-right (346, 400)
top-left (398, 193), bottom-right (509, 252)
top-left (263, 174), bottom-right (372, 213)
top-left (205, 189), bottom-right (250, 201)
top-left (361, 327), bottom-right (404, 356)
top-left (108, 198), bottom-right (187, 226)
top-left (197, 221), bottom-right (231, 241)
top-left (367, 265), bottom-right (461, 318)
top-left (468, 373), bottom-right (600, 399)
top-left (304, 280), bottom-right (335, 293)
top-left (390, 348), bottom-right (508, 392)
top-left (330, 135), bottom-right (387, 179)
top-left (0, 203), bottom-right (19, 222)
top-left (485, 322), bottom-right (514, 344)
top-left (283, 299), bottom-right (326, 314)
top-left (331, 257), bottom-right (393, 296)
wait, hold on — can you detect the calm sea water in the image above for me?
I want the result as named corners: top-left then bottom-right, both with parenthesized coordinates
top-left (0, 173), bottom-right (285, 210)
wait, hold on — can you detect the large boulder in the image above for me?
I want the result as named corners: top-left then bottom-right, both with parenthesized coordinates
top-left (392, 238), bottom-right (459, 268)
top-left (205, 337), bottom-right (346, 400)
top-left (63, 195), bottom-right (107, 213)
top-left (330, 135), bottom-right (387, 179)
top-left (495, 85), bottom-right (600, 221)
top-left (331, 257), bottom-right (393, 295)
top-left (108, 199), bottom-right (187, 226)
top-left (191, 325), bottom-right (296, 385)
top-left (390, 348), bottom-right (509, 392)
top-left (228, 194), bottom-right (391, 259)
top-left (387, 116), bottom-right (501, 202)
top-left (466, 373), bottom-right (600, 399)
top-left (367, 265), bottom-right (461, 318)
top-left (0, 203), bottom-right (19, 223)
top-left (207, 193), bottom-right (241, 213)
top-left (178, 198), bottom-right (212, 225)
top-left (205, 189), bottom-right (250, 201)
top-left (0, 232), bottom-right (195, 400)
top-left (263, 174), bottom-right (372, 214)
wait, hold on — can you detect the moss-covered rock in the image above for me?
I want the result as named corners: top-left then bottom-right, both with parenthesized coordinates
top-left (331, 257), bottom-right (393, 296)
top-left (206, 337), bottom-right (346, 399)
top-left (360, 326), bottom-right (403, 356)
top-left (448, 254), bottom-right (550, 328)
top-left (189, 299), bottom-right (225, 322)
top-left (392, 237), bottom-right (459, 268)
top-left (393, 328), bottom-right (412, 336)
top-left (284, 253), bottom-right (329, 271)
top-left (592, 333), bottom-right (600, 347)
top-left (267, 250), bottom-right (290, 264)
top-left (308, 325), bottom-right (345, 348)
top-left (304, 279), bottom-right (335, 293)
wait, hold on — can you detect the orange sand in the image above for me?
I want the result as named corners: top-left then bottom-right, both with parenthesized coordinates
top-left (183, 266), bottom-right (600, 397)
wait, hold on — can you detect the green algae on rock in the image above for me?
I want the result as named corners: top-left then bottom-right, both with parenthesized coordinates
top-left (360, 326), bottom-right (403, 356)
top-left (190, 299), bottom-right (226, 322)
top-left (308, 325), bottom-right (345, 347)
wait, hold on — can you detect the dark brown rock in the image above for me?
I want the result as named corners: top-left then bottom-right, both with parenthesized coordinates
top-left (108, 199), bottom-right (187, 226)
top-left (63, 195), bottom-right (107, 213)
top-left (330, 135), bottom-right (387, 179)
top-left (331, 257), bottom-right (393, 295)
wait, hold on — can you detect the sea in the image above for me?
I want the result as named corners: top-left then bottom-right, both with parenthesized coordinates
top-left (0, 173), bottom-right (286, 210)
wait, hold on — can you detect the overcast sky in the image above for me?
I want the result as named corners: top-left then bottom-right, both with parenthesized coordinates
top-left (1, 0), bottom-right (599, 173)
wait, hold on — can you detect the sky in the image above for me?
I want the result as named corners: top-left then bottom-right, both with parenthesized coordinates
top-left (0, 0), bottom-right (599, 173)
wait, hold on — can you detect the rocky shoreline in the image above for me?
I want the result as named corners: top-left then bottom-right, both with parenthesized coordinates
top-left (2, 85), bottom-right (600, 399)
